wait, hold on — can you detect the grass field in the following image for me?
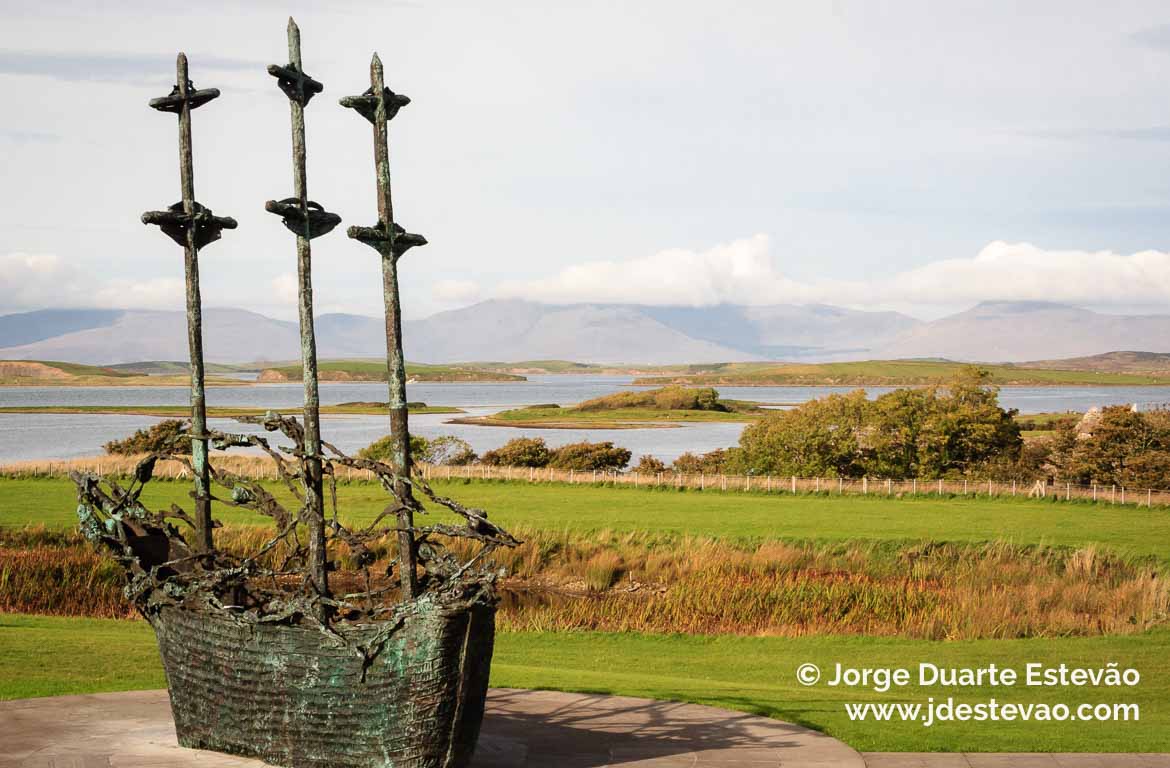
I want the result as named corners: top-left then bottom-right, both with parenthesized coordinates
top-left (5, 476), bottom-right (1170, 752)
top-left (633, 360), bottom-right (1170, 387)
top-left (1, 614), bottom-right (1166, 752)
top-left (5, 476), bottom-right (1170, 559)
top-left (0, 403), bottom-right (462, 417)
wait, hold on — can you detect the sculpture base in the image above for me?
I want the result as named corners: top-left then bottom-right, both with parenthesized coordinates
top-left (150, 596), bottom-right (495, 768)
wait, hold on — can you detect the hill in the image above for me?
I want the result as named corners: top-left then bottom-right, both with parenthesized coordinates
top-left (0, 359), bottom-right (235, 387)
top-left (4, 300), bottom-right (1170, 365)
top-left (632, 359), bottom-right (1170, 387)
top-left (256, 360), bottom-right (527, 383)
top-left (1021, 350), bottom-right (1170, 374)
top-left (874, 301), bottom-right (1170, 362)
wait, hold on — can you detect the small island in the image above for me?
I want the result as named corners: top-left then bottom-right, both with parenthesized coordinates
top-left (450, 385), bottom-right (768, 429)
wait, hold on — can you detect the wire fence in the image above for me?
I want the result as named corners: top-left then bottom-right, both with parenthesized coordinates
top-left (5, 454), bottom-right (1170, 509)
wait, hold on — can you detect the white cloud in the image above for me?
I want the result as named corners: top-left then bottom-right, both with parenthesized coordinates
top-left (874, 241), bottom-right (1170, 307)
top-left (0, 252), bottom-right (182, 312)
top-left (494, 237), bottom-right (1170, 311)
top-left (432, 279), bottom-right (482, 305)
top-left (271, 273), bottom-right (299, 305)
top-left (499, 235), bottom-right (815, 306)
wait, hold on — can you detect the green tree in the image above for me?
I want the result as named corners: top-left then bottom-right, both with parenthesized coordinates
top-left (1053, 406), bottom-right (1170, 487)
top-left (732, 369), bottom-right (1021, 479)
top-left (914, 368), bottom-right (1021, 478)
top-left (734, 390), bottom-right (869, 477)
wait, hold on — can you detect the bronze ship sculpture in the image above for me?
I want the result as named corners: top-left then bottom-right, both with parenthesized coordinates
top-left (72, 19), bottom-right (518, 768)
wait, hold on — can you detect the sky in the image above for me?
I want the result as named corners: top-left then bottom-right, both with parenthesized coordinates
top-left (4, 0), bottom-right (1170, 321)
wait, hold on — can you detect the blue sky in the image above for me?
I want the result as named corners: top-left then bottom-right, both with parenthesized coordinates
top-left (3, 0), bottom-right (1170, 320)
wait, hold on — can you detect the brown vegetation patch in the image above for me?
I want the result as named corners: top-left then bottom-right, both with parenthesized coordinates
top-left (6, 525), bottom-right (1164, 640)
top-left (0, 362), bottom-right (72, 379)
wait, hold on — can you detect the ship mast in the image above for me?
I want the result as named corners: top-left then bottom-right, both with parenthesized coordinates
top-left (142, 53), bottom-right (236, 553)
top-left (265, 18), bottom-right (341, 607)
top-left (341, 54), bottom-right (426, 599)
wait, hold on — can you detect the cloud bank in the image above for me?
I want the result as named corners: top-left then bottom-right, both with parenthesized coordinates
top-left (498, 237), bottom-right (1170, 311)
top-left (0, 252), bottom-right (183, 312)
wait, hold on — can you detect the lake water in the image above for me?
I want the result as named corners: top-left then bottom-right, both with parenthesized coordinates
top-left (2, 375), bottom-right (1169, 464)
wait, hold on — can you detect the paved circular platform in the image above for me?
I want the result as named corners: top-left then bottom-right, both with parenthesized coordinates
top-left (0, 688), bottom-right (863, 768)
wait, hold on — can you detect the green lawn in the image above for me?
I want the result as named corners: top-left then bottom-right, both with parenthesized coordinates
top-left (1, 614), bottom-right (1165, 752)
top-left (5, 477), bottom-right (1169, 559)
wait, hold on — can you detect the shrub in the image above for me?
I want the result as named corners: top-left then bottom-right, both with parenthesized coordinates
top-left (575, 386), bottom-right (727, 413)
top-left (548, 441), bottom-right (632, 471)
top-left (671, 449), bottom-right (731, 474)
top-left (104, 419), bottom-right (189, 455)
top-left (358, 433), bottom-right (431, 463)
top-left (652, 386), bottom-right (724, 412)
top-left (424, 435), bottom-right (477, 466)
top-left (633, 455), bottom-right (667, 474)
top-left (481, 437), bottom-right (553, 467)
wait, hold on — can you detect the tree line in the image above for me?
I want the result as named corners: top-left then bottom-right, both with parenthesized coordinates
top-left (103, 369), bottom-right (1170, 487)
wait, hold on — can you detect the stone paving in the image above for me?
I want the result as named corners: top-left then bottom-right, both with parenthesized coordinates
top-left (3, 689), bottom-right (1168, 768)
top-left (864, 755), bottom-right (1170, 767)
top-left (0, 688), bottom-right (865, 767)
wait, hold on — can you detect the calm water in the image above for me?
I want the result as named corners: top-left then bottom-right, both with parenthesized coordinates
top-left (2, 375), bottom-right (1168, 464)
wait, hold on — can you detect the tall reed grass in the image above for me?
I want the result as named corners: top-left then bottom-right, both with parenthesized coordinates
top-left (2, 526), bottom-right (1164, 639)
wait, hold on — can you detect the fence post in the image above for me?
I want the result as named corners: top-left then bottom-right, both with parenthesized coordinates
top-left (1012, 480), bottom-right (1016, 496)
top-left (791, 475), bottom-right (796, 494)
top-left (1111, 485), bottom-right (1116, 504)
top-left (863, 477), bottom-right (868, 495)
top-left (700, 473), bottom-right (705, 490)
top-left (745, 474), bottom-right (750, 492)
top-left (1092, 483), bottom-right (1097, 502)
top-left (721, 474), bottom-right (726, 491)
top-left (1148, 489), bottom-right (1152, 507)
top-left (839, 476), bottom-right (843, 494)
top-left (816, 477), bottom-right (821, 493)
top-left (1121, 486), bottom-right (1125, 505)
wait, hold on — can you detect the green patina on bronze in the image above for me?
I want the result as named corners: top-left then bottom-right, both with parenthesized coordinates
top-left (76, 18), bottom-right (517, 768)
top-left (264, 18), bottom-right (338, 609)
top-left (341, 53), bottom-right (427, 602)
top-left (141, 53), bottom-right (236, 553)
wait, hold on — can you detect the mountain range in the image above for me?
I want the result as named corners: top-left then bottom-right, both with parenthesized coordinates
top-left (1, 300), bottom-right (1169, 365)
